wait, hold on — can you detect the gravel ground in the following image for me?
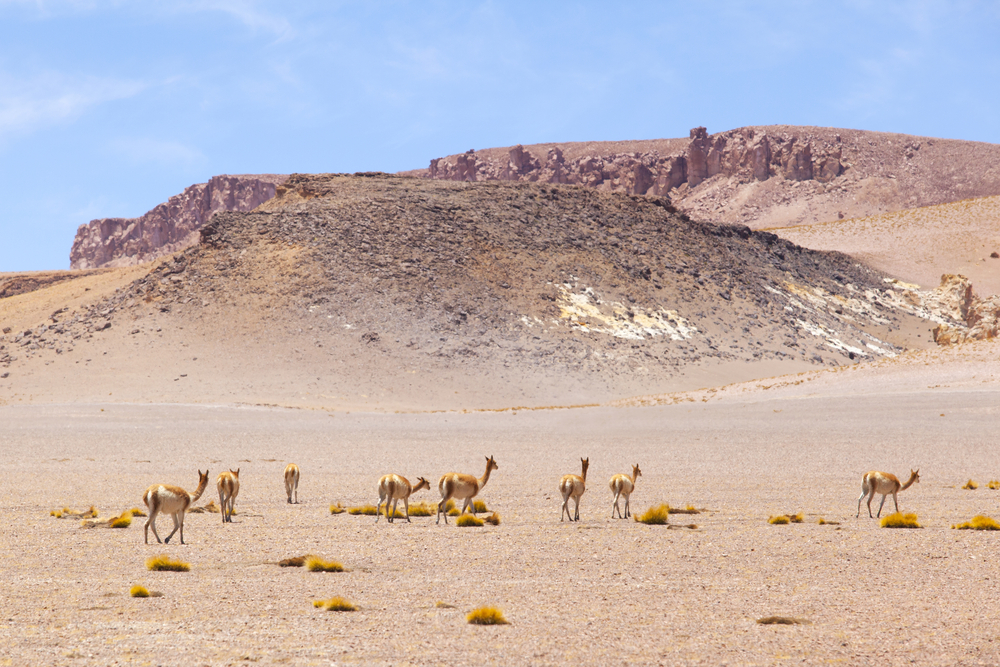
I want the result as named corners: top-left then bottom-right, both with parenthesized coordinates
top-left (2, 379), bottom-right (999, 666)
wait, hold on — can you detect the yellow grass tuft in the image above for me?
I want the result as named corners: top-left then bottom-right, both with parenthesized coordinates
top-left (818, 518), bottom-right (841, 526)
top-left (110, 512), bottom-right (132, 529)
top-left (146, 555), bottom-right (190, 572)
top-left (789, 513), bottom-right (804, 523)
top-left (467, 606), bottom-right (509, 625)
top-left (880, 512), bottom-right (922, 529)
top-left (305, 556), bottom-right (344, 572)
top-left (129, 507), bottom-right (147, 517)
top-left (484, 512), bottom-right (501, 526)
top-left (52, 506), bottom-right (98, 519)
top-left (406, 501), bottom-right (435, 517)
top-left (963, 479), bottom-right (979, 490)
top-left (952, 515), bottom-right (1000, 530)
top-left (50, 510), bottom-right (62, 518)
top-left (472, 499), bottom-right (488, 513)
top-left (130, 585), bottom-right (150, 598)
top-left (635, 504), bottom-right (671, 525)
top-left (435, 601), bottom-right (456, 609)
top-left (456, 513), bottom-right (484, 527)
top-left (347, 504), bottom-right (378, 516)
top-left (988, 480), bottom-right (1000, 490)
top-left (668, 504), bottom-right (701, 515)
top-left (329, 503), bottom-right (346, 515)
top-left (768, 515), bottom-right (790, 525)
top-left (318, 596), bottom-right (356, 612)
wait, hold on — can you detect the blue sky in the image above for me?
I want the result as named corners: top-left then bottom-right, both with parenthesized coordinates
top-left (1, 1), bottom-right (998, 271)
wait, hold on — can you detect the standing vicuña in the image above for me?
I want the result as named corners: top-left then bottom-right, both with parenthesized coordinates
top-left (143, 470), bottom-right (210, 544)
top-left (559, 457), bottom-right (589, 522)
top-left (609, 464), bottom-right (641, 519)
top-left (437, 456), bottom-right (498, 525)
top-left (376, 474), bottom-right (430, 523)
top-left (217, 469), bottom-right (240, 523)
top-left (857, 469), bottom-right (920, 518)
top-left (284, 463), bottom-right (300, 504)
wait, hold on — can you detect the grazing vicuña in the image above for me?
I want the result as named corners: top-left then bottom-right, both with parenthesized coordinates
top-left (856, 469), bottom-right (919, 518)
top-left (437, 456), bottom-right (498, 525)
top-left (142, 470), bottom-right (210, 545)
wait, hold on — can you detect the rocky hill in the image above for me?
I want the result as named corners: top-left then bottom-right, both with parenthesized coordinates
top-left (69, 174), bottom-right (288, 270)
top-left (407, 126), bottom-right (1000, 230)
top-left (7, 173), bottom-right (981, 409)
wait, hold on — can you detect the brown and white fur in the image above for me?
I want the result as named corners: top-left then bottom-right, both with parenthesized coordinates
top-left (217, 469), bottom-right (240, 523)
top-left (559, 457), bottom-right (589, 522)
top-left (284, 463), bottom-right (300, 504)
top-left (376, 474), bottom-right (430, 523)
top-left (437, 456), bottom-right (499, 525)
top-left (143, 470), bottom-right (210, 544)
top-left (857, 469), bottom-right (920, 518)
top-left (609, 464), bottom-right (641, 519)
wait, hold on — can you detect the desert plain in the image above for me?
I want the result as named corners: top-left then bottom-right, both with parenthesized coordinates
top-left (2, 136), bottom-right (1000, 665)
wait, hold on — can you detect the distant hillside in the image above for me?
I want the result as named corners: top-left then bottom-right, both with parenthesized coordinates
top-left (5, 174), bottom-right (975, 410)
top-left (405, 125), bottom-right (1000, 231)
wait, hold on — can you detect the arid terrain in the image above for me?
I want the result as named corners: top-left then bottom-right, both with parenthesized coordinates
top-left (2, 130), bottom-right (1000, 665)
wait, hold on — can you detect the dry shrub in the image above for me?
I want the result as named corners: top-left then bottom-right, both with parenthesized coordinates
top-left (768, 515), bottom-right (790, 525)
top-left (110, 513), bottom-right (132, 529)
top-left (472, 500), bottom-right (488, 513)
top-left (952, 515), bottom-right (1000, 530)
top-left (988, 480), bottom-right (1000, 490)
top-left (329, 503), bottom-right (345, 515)
top-left (347, 505), bottom-right (378, 516)
top-left (188, 500), bottom-right (220, 514)
top-left (278, 555), bottom-right (315, 567)
top-left (635, 504), bottom-right (670, 525)
top-left (669, 505), bottom-right (701, 515)
top-left (456, 514), bottom-right (484, 527)
top-left (467, 606), bottom-right (509, 625)
top-left (406, 501), bottom-right (435, 517)
top-left (963, 479), bottom-right (979, 490)
top-left (52, 506), bottom-right (98, 519)
top-left (818, 518), bottom-right (841, 526)
top-left (305, 556), bottom-right (344, 572)
top-left (435, 601), bottom-right (456, 609)
top-left (314, 597), bottom-right (356, 611)
top-left (146, 555), bottom-right (190, 572)
top-left (880, 512), bottom-right (921, 529)
top-left (484, 512), bottom-right (501, 526)
top-left (129, 507), bottom-right (147, 517)
top-left (130, 585), bottom-right (150, 598)
top-left (757, 616), bottom-right (809, 625)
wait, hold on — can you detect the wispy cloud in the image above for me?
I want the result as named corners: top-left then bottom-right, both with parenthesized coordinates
top-left (107, 136), bottom-right (205, 166)
top-left (0, 70), bottom-right (146, 139)
top-left (169, 0), bottom-right (295, 42)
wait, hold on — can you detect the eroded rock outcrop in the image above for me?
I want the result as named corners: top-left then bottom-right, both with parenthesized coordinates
top-left (928, 275), bottom-right (1000, 344)
top-left (412, 125), bottom-right (1000, 231)
top-left (70, 174), bottom-right (288, 269)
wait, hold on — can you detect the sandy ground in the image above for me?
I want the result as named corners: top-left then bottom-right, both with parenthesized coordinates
top-left (2, 340), bottom-right (999, 666)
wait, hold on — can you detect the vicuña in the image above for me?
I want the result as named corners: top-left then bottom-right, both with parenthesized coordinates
top-left (437, 456), bottom-right (498, 525)
top-left (559, 457), bottom-right (589, 522)
top-left (142, 470), bottom-right (210, 544)
top-left (857, 469), bottom-right (920, 518)
top-left (376, 474), bottom-right (430, 523)
top-left (609, 464), bottom-right (641, 519)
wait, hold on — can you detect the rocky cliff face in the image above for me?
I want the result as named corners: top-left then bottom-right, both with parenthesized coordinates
top-left (70, 174), bottom-right (288, 269)
top-left (411, 126), bottom-right (1000, 230)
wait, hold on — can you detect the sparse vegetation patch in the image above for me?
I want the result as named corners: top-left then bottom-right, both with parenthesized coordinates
top-left (988, 480), bottom-right (1000, 490)
top-left (635, 504), bottom-right (671, 525)
top-left (347, 504), bottom-right (378, 516)
top-left (406, 501), bottom-right (435, 517)
top-left (472, 500), bottom-right (488, 513)
top-left (305, 556), bottom-right (344, 572)
top-left (51, 506), bottom-right (98, 519)
top-left (952, 515), bottom-right (1000, 530)
top-left (329, 503), bottom-right (345, 515)
top-left (188, 500), bottom-right (220, 514)
top-left (880, 512), bottom-right (921, 529)
top-left (456, 514), bottom-right (484, 527)
top-left (768, 515), bottom-right (790, 525)
top-left (668, 505), bottom-right (701, 515)
top-left (129, 507), bottom-right (147, 517)
top-left (146, 555), bottom-right (190, 572)
top-left (962, 479), bottom-right (979, 490)
top-left (130, 585), bottom-right (150, 598)
top-left (278, 555), bottom-right (315, 567)
top-left (314, 596), bottom-right (356, 611)
top-left (484, 512), bottom-right (501, 526)
top-left (757, 616), bottom-right (809, 625)
top-left (467, 606), bottom-right (509, 625)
